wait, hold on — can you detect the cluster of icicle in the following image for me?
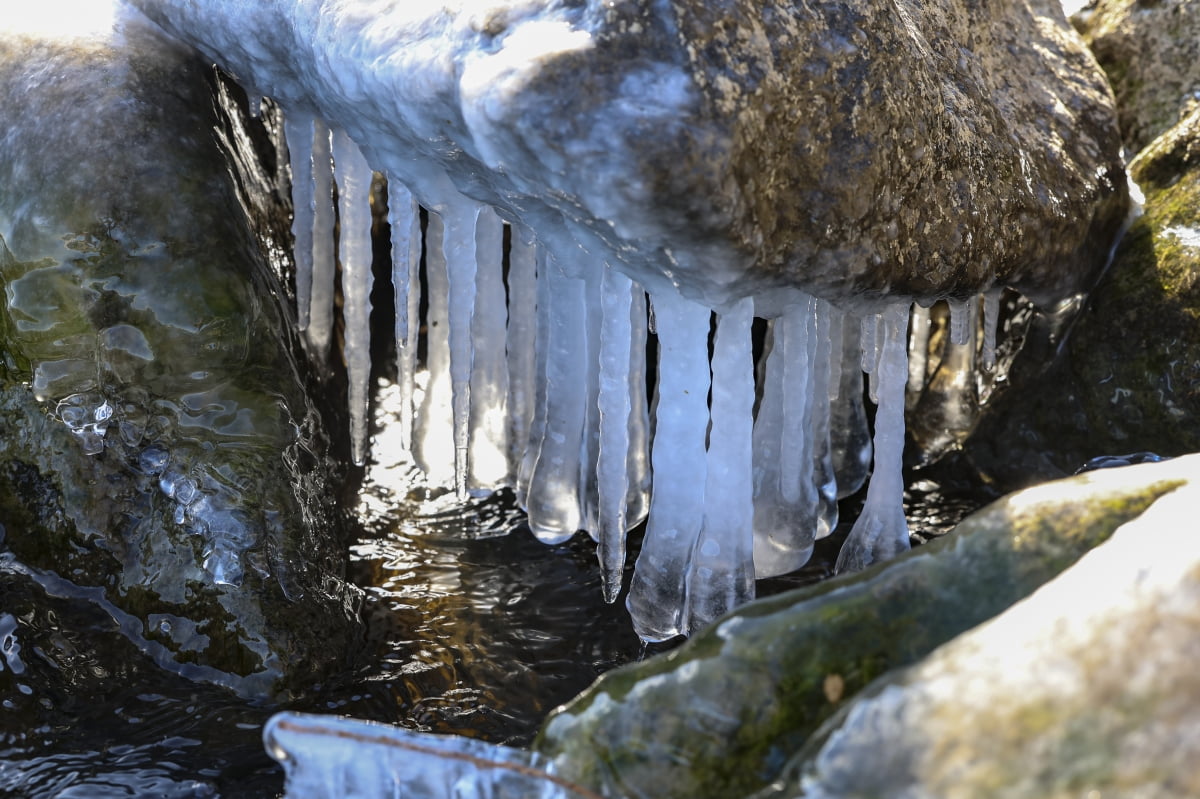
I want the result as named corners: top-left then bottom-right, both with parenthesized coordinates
top-left (283, 117), bottom-right (999, 641)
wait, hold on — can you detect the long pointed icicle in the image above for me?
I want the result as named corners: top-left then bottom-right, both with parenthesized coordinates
top-left (387, 178), bottom-right (421, 452)
top-left (442, 199), bottom-right (479, 499)
top-left (468, 206), bottom-right (510, 492)
top-left (284, 113), bottom-right (315, 331)
top-left (686, 296), bottom-right (755, 633)
top-left (810, 298), bottom-right (838, 539)
top-left (626, 290), bottom-right (711, 642)
top-left (506, 228), bottom-right (538, 482)
top-left (331, 129), bottom-right (374, 466)
top-left (415, 212), bottom-right (455, 486)
top-left (516, 245), bottom-right (552, 508)
top-left (524, 252), bottom-right (588, 544)
top-left (596, 266), bottom-right (636, 602)
top-left (578, 261), bottom-right (604, 537)
top-left (306, 119), bottom-right (336, 357)
top-left (836, 302), bottom-right (911, 573)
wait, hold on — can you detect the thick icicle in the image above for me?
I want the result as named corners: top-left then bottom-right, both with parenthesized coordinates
top-left (306, 119), bottom-right (336, 357)
top-left (523, 252), bottom-right (588, 544)
top-left (626, 290), bottom-right (711, 641)
top-left (284, 113), bottom-right (315, 331)
top-left (981, 289), bottom-right (1001, 370)
top-left (752, 294), bottom-right (819, 578)
top-left (596, 266), bottom-right (636, 602)
top-left (468, 206), bottom-right (510, 492)
top-left (686, 296), bottom-right (755, 633)
top-left (442, 199), bottom-right (480, 499)
top-left (516, 245), bottom-right (552, 508)
top-left (331, 129), bottom-right (374, 466)
top-left (836, 302), bottom-right (911, 573)
top-left (414, 212), bottom-right (455, 487)
top-left (506, 228), bottom-right (538, 481)
top-left (388, 178), bottom-right (421, 452)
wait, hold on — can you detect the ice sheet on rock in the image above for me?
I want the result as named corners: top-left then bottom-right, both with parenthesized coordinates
top-left (836, 302), bottom-right (911, 573)
top-left (265, 712), bottom-right (591, 799)
top-left (751, 293), bottom-right (819, 578)
top-left (306, 119), bottom-right (336, 357)
top-left (686, 296), bottom-right (755, 632)
top-left (388, 177), bottom-right (421, 452)
top-left (468, 205), bottom-right (511, 492)
top-left (523, 251), bottom-right (588, 544)
top-left (331, 129), bottom-right (375, 466)
top-left (626, 290), bottom-right (711, 641)
top-left (415, 211), bottom-right (456, 487)
top-left (284, 114), bottom-right (315, 331)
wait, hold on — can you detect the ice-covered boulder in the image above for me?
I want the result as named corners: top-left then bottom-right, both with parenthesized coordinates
top-left (0, 7), bottom-right (361, 696)
top-left (131, 0), bottom-right (1126, 310)
top-left (760, 454), bottom-right (1200, 799)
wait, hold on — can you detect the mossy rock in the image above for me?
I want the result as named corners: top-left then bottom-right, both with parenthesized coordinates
top-left (532, 464), bottom-right (1180, 798)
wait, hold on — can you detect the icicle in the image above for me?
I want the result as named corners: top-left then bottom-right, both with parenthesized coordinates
top-left (388, 178), bottom-right (420, 452)
top-left (862, 313), bottom-right (884, 404)
top-left (751, 294), bottom-right (818, 578)
top-left (437, 199), bottom-right (482, 498)
top-left (831, 311), bottom-right (873, 499)
top-left (907, 302), bottom-right (932, 409)
top-left (810, 298), bottom-right (838, 539)
top-left (506, 228), bottom-right (538, 481)
top-left (414, 212), bottom-right (455, 487)
top-left (626, 290), bottom-right (711, 641)
top-left (467, 206), bottom-right (510, 492)
top-left (623, 287), bottom-right (651, 533)
top-left (306, 120), bottom-right (336, 357)
top-left (981, 289), bottom-right (1001, 371)
top-left (284, 114), bottom-right (315, 331)
top-left (523, 251), bottom-right (588, 544)
top-left (331, 129), bottom-right (374, 466)
top-left (596, 266), bottom-right (636, 602)
top-left (516, 245), bottom-right (552, 508)
top-left (686, 296), bottom-right (755, 633)
top-left (948, 297), bottom-right (971, 345)
top-left (578, 261), bottom-right (605, 538)
top-left (836, 302), bottom-right (911, 573)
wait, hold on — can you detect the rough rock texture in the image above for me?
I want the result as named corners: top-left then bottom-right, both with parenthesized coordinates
top-left (0, 12), bottom-right (361, 696)
top-left (963, 10), bottom-right (1200, 491)
top-left (1076, 0), bottom-right (1200, 153)
top-left (762, 455), bottom-right (1200, 799)
top-left (132, 0), bottom-right (1127, 312)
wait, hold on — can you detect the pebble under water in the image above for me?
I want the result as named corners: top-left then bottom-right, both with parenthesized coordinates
top-left (0, 376), bottom-right (991, 798)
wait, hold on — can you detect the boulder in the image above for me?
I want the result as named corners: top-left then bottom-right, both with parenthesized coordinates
top-left (0, 9), bottom-right (361, 696)
top-left (131, 0), bottom-right (1126, 312)
top-left (761, 455), bottom-right (1200, 798)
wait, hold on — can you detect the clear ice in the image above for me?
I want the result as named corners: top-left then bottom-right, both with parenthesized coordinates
top-left (280, 117), bottom-right (996, 638)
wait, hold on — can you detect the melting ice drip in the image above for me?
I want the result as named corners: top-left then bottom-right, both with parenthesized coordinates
top-left (284, 117), bottom-right (1000, 641)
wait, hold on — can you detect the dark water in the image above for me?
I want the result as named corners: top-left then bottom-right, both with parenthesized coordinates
top-left (0, 383), bottom-right (990, 799)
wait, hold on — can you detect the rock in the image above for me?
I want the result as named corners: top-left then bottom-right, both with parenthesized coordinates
top-left (529, 462), bottom-right (1178, 799)
top-left (962, 98), bottom-right (1200, 489)
top-left (0, 10), bottom-right (361, 696)
top-left (130, 0), bottom-right (1126, 312)
top-left (1076, 0), bottom-right (1200, 153)
top-left (760, 454), bottom-right (1200, 799)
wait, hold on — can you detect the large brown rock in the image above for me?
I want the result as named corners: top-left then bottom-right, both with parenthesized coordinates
top-left (131, 0), bottom-right (1127, 312)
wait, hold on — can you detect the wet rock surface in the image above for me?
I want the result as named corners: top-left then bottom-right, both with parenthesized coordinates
top-left (0, 13), bottom-right (361, 696)
top-left (132, 0), bottom-right (1127, 312)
